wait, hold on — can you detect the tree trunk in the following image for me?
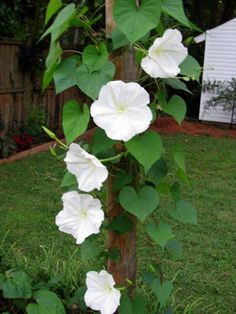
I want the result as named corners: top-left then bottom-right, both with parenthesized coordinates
top-left (105, 0), bottom-right (137, 290)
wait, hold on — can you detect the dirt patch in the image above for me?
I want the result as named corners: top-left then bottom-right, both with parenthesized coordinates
top-left (151, 117), bottom-right (236, 139)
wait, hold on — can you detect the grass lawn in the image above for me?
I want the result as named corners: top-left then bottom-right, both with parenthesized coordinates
top-left (0, 134), bottom-right (236, 313)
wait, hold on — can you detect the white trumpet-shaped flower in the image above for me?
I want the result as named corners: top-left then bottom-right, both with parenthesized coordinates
top-left (141, 29), bottom-right (188, 78)
top-left (64, 143), bottom-right (108, 192)
top-left (84, 270), bottom-right (121, 314)
top-left (90, 80), bottom-right (152, 142)
top-left (55, 191), bottom-right (104, 244)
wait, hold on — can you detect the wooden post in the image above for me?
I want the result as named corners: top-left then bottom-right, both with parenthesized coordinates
top-left (105, 0), bottom-right (137, 289)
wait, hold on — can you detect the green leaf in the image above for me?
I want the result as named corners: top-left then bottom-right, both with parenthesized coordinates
top-left (119, 293), bottom-right (146, 314)
top-left (170, 200), bottom-right (197, 225)
top-left (26, 290), bottom-right (65, 314)
top-left (82, 43), bottom-right (109, 72)
top-left (151, 278), bottom-right (173, 308)
top-left (156, 182), bottom-right (170, 194)
top-left (119, 186), bottom-right (160, 222)
top-left (43, 41), bottom-right (62, 90)
top-left (108, 248), bottom-right (121, 261)
top-left (62, 101), bottom-right (90, 144)
top-left (2, 269), bottom-right (32, 299)
top-left (142, 272), bottom-right (155, 286)
top-left (41, 4), bottom-right (76, 41)
top-left (125, 130), bottom-right (163, 173)
top-left (80, 236), bottom-right (102, 261)
top-left (53, 58), bottom-right (79, 94)
top-left (146, 221), bottom-right (174, 249)
top-left (112, 170), bottom-right (133, 192)
top-left (132, 293), bottom-right (147, 314)
top-left (180, 55), bottom-right (201, 82)
top-left (170, 181), bottom-right (181, 202)
top-left (161, 0), bottom-right (190, 28)
top-left (0, 273), bottom-right (5, 288)
top-left (77, 61), bottom-right (115, 100)
top-left (119, 294), bottom-right (133, 314)
top-left (107, 213), bottom-right (133, 234)
top-left (147, 159), bottom-right (168, 185)
top-left (92, 129), bottom-right (116, 155)
top-left (163, 78), bottom-right (192, 94)
top-left (44, 0), bottom-right (62, 26)
top-left (165, 239), bottom-right (183, 259)
top-left (161, 95), bottom-right (186, 125)
top-left (60, 171), bottom-right (77, 188)
top-left (113, 0), bottom-right (161, 43)
top-left (172, 143), bottom-right (186, 173)
top-left (111, 27), bottom-right (130, 49)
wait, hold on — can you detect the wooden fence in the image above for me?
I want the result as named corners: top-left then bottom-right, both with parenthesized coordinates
top-left (0, 40), bottom-right (83, 133)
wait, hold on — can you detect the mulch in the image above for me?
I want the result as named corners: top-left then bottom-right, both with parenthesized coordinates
top-left (151, 116), bottom-right (236, 139)
top-left (0, 118), bottom-right (235, 165)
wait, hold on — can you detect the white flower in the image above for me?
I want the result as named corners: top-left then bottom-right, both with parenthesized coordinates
top-left (141, 29), bottom-right (188, 78)
top-left (64, 143), bottom-right (108, 192)
top-left (84, 270), bottom-right (121, 314)
top-left (90, 80), bottom-right (152, 141)
top-left (55, 191), bottom-right (104, 244)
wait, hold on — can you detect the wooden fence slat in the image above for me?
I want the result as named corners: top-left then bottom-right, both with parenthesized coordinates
top-left (0, 41), bottom-right (84, 134)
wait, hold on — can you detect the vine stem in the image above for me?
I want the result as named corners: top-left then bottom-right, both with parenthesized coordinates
top-left (100, 153), bottom-right (125, 163)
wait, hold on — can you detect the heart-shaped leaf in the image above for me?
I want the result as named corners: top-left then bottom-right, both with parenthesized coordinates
top-left (92, 129), bottom-right (116, 155)
top-left (113, 0), bottom-right (161, 43)
top-left (26, 290), bottom-right (65, 314)
top-left (165, 239), bottom-right (183, 259)
top-left (53, 57), bottom-right (80, 94)
top-left (125, 130), bottom-right (163, 173)
top-left (111, 27), bottom-right (130, 49)
top-left (161, 0), bottom-right (190, 28)
top-left (44, 0), bottom-right (62, 26)
top-left (112, 170), bottom-right (133, 192)
top-left (107, 213), bottom-right (133, 234)
top-left (82, 43), bottom-right (108, 72)
top-left (161, 95), bottom-right (187, 125)
top-left (41, 4), bottom-right (76, 41)
top-left (170, 200), bottom-right (197, 225)
top-left (146, 221), bottom-right (174, 248)
top-left (151, 278), bottom-right (173, 307)
top-left (77, 61), bottom-right (115, 100)
top-left (60, 171), bottom-right (77, 188)
top-left (119, 293), bottom-right (146, 314)
top-left (119, 186), bottom-right (160, 222)
top-left (180, 55), bottom-right (201, 82)
top-left (62, 101), bottom-right (90, 144)
top-left (163, 78), bottom-right (192, 94)
top-left (147, 159), bottom-right (168, 185)
top-left (2, 270), bottom-right (32, 299)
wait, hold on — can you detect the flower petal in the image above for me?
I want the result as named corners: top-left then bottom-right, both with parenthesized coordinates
top-left (84, 270), bottom-right (121, 314)
top-left (90, 81), bottom-right (152, 141)
top-left (55, 192), bottom-right (104, 244)
top-left (64, 143), bottom-right (108, 192)
top-left (141, 29), bottom-right (188, 78)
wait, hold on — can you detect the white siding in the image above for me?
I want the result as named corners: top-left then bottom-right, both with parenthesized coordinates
top-left (199, 18), bottom-right (236, 123)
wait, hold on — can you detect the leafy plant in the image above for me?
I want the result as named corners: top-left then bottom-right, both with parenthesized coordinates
top-left (39, 0), bottom-right (201, 313)
top-left (203, 78), bottom-right (236, 113)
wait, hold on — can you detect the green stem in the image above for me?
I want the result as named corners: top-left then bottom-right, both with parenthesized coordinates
top-left (100, 153), bottom-right (125, 163)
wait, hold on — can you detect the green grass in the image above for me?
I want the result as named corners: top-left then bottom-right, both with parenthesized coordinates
top-left (0, 135), bottom-right (236, 313)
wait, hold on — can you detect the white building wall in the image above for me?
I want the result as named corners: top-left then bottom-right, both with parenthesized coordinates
top-left (199, 18), bottom-right (236, 123)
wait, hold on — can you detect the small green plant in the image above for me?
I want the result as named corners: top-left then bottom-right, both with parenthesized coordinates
top-left (203, 78), bottom-right (236, 112)
top-left (0, 268), bottom-right (66, 314)
top-left (23, 105), bottom-right (48, 142)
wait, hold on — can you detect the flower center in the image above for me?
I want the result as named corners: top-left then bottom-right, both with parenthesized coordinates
top-left (104, 284), bottom-right (113, 293)
top-left (116, 103), bottom-right (127, 113)
top-left (79, 210), bottom-right (88, 218)
top-left (155, 47), bottom-right (163, 56)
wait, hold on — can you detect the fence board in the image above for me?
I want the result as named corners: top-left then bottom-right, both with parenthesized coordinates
top-left (0, 41), bottom-right (84, 133)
